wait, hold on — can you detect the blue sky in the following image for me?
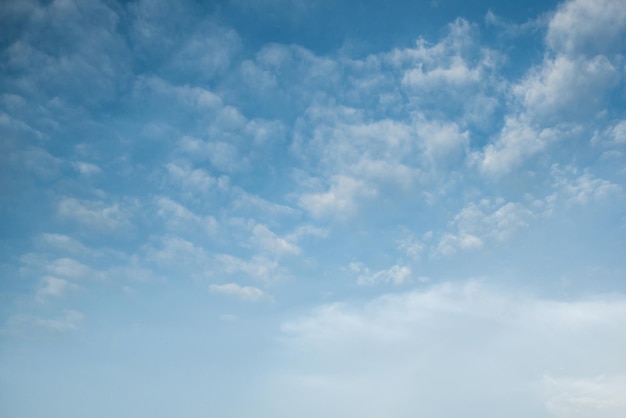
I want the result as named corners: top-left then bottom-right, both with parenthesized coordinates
top-left (1, 0), bottom-right (626, 416)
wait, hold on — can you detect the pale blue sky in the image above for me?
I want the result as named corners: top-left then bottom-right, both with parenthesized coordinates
top-left (1, 0), bottom-right (626, 417)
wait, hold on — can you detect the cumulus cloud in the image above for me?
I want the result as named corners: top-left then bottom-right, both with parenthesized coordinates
top-left (284, 21), bottom-right (502, 218)
top-left (551, 166), bottom-right (623, 205)
top-left (546, 0), bottom-right (626, 56)
top-left (592, 119), bottom-right (626, 147)
top-left (479, 116), bottom-right (560, 175)
top-left (417, 117), bottom-right (469, 165)
top-left (476, 0), bottom-right (626, 176)
top-left (514, 54), bottom-right (618, 123)
top-left (292, 105), bottom-right (416, 175)
top-left (391, 18), bottom-right (502, 123)
top-left (298, 175), bottom-right (376, 219)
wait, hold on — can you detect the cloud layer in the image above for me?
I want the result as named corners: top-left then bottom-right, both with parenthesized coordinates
top-left (1, 0), bottom-right (625, 417)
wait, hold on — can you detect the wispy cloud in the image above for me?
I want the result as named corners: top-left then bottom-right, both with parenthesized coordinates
top-left (57, 197), bottom-right (133, 231)
top-left (209, 282), bottom-right (271, 302)
top-left (3, 310), bottom-right (85, 337)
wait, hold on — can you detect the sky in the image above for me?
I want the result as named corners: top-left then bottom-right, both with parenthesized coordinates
top-left (1, 0), bottom-right (626, 416)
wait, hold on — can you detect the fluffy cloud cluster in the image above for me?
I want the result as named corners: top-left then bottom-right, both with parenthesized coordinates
top-left (1, 0), bottom-right (625, 374)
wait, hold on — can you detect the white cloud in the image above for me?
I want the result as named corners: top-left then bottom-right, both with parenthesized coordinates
top-left (73, 161), bottom-right (102, 176)
top-left (36, 233), bottom-right (89, 255)
top-left (251, 43), bottom-right (340, 92)
top-left (298, 175), bottom-right (376, 219)
top-left (166, 161), bottom-right (221, 195)
top-left (251, 224), bottom-right (300, 257)
top-left (135, 76), bottom-right (223, 113)
top-left (169, 23), bottom-right (241, 82)
top-left (232, 189), bottom-right (296, 217)
top-left (208, 282), bottom-right (270, 302)
top-left (57, 197), bottom-right (132, 231)
top-left (219, 313), bottom-right (239, 321)
top-left (293, 105), bottom-right (418, 179)
top-left (14, 146), bottom-right (61, 179)
top-left (144, 236), bottom-right (210, 269)
top-left (351, 263), bottom-right (412, 286)
top-left (417, 118), bottom-right (469, 165)
top-left (387, 19), bottom-right (478, 68)
top-left (0, 110), bottom-right (45, 143)
top-left (178, 136), bottom-right (244, 173)
top-left (287, 225), bottom-right (329, 241)
top-left (564, 175), bottom-right (622, 205)
top-left (436, 199), bottom-right (533, 255)
top-left (484, 9), bottom-right (547, 36)
top-left (390, 18), bottom-right (502, 123)
top-left (479, 116), bottom-right (561, 175)
top-left (477, 0), bottom-right (625, 176)
top-left (243, 116), bottom-right (287, 146)
top-left (402, 55), bottom-right (481, 89)
top-left (266, 281), bottom-right (626, 418)
top-left (36, 276), bottom-right (78, 299)
top-left (546, 0), bottom-right (626, 56)
top-left (397, 235), bottom-right (426, 260)
top-left (279, 22), bottom-right (501, 211)
top-left (156, 197), bottom-right (218, 235)
top-left (436, 232), bottom-right (483, 256)
top-left (46, 257), bottom-right (105, 281)
top-left (551, 167), bottom-right (623, 205)
top-left (3, 0), bottom-right (131, 107)
top-left (239, 59), bottom-right (278, 91)
top-left (514, 54), bottom-right (618, 123)
top-left (216, 253), bottom-right (284, 283)
top-left (607, 120), bottom-right (626, 145)
top-left (592, 119), bottom-right (626, 146)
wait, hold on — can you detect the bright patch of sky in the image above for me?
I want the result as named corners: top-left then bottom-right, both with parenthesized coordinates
top-left (1, 0), bottom-right (626, 416)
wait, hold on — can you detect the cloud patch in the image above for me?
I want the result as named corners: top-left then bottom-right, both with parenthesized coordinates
top-left (209, 282), bottom-right (270, 302)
